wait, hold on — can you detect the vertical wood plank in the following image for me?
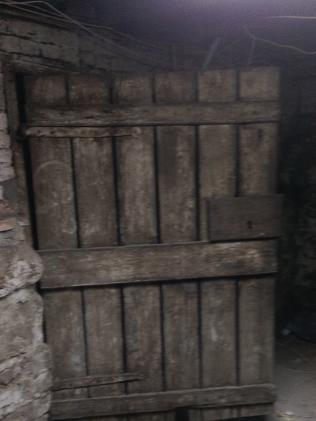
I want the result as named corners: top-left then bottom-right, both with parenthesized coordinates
top-left (69, 75), bottom-right (110, 105)
top-left (239, 278), bottom-right (274, 385)
top-left (116, 127), bottom-right (157, 245)
top-left (201, 280), bottom-right (236, 388)
top-left (113, 75), bottom-right (152, 105)
top-left (30, 138), bottom-right (77, 249)
top-left (84, 288), bottom-right (124, 398)
top-left (124, 286), bottom-right (163, 394)
top-left (239, 123), bottom-right (278, 195)
top-left (163, 282), bottom-right (199, 390)
top-left (73, 138), bottom-right (117, 247)
top-left (155, 74), bottom-right (199, 420)
top-left (157, 126), bottom-right (197, 242)
top-left (26, 75), bottom-right (67, 106)
top-left (73, 134), bottom-right (124, 417)
top-left (198, 125), bottom-right (236, 240)
top-left (30, 138), bottom-right (86, 399)
top-left (155, 71), bottom-right (196, 103)
top-left (44, 291), bottom-right (86, 399)
top-left (113, 74), bottom-right (165, 421)
top-left (239, 67), bottom-right (280, 101)
top-left (198, 69), bottom-right (237, 102)
top-left (238, 119), bottom-right (276, 393)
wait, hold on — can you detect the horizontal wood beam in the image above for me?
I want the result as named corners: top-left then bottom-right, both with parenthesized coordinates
top-left (26, 101), bottom-right (279, 127)
top-left (39, 240), bottom-right (277, 289)
top-left (24, 126), bottom-right (141, 138)
top-left (50, 383), bottom-right (276, 419)
top-left (53, 373), bottom-right (143, 391)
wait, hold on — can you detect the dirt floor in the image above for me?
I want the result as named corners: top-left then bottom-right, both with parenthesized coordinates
top-left (244, 336), bottom-right (316, 421)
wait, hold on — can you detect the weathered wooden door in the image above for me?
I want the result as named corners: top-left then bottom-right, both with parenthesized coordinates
top-left (23, 68), bottom-right (280, 421)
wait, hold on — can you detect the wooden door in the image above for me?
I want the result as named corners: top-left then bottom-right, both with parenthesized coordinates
top-left (23, 68), bottom-right (280, 421)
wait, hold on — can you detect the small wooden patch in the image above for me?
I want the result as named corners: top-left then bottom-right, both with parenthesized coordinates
top-left (208, 195), bottom-right (283, 241)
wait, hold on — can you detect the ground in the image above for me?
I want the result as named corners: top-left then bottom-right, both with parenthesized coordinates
top-left (243, 336), bottom-right (316, 421)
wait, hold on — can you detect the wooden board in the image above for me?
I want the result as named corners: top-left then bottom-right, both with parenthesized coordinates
top-left (25, 126), bottom-right (140, 138)
top-left (239, 278), bottom-right (275, 385)
top-left (113, 75), bottom-right (152, 105)
top-left (124, 286), bottom-right (163, 393)
top-left (68, 75), bottom-right (110, 105)
top-left (26, 101), bottom-right (280, 126)
top-left (116, 127), bottom-right (157, 245)
top-left (198, 70), bottom-right (237, 102)
top-left (73, 137), bottom-right (117, 247)
top-left (50, 384), bottom-right (276, 419)
top-left (208, 194), bottom-right (283, 241)
top-left (53, 373), bottom-right (143, 391)
top-left (30, 138), bottom-right (77, 249)
top-left (163, 282), bottom-right (199, 390)
top-left (155, 72), bottom-right (196, 103)
top-left (239, 67), bottom-right (280, 101)
top-left (45, 291), bottom-right (87, 400)
top-left (84, 288), bottom-right (125, 398)
top-left (201, 280), bottom-right (236, 388)
top-left (157, 126), bottom-right (197, 242)
top-left (239, 123), bottom-right (278, 195)
top-left (30, 137), bottom-right (86, 399)
top-left (39, 240), bottom-right (278, 289)
top-left (198, 125), bottom-right (236, 240)
top-left (112, 74), bottom-right (166, 421)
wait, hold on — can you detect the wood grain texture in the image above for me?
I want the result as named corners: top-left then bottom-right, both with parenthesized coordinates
top-left (113, 75), bottom-right (152, 105)
top-left (84, 288), bottom-right (124, 398)
top-left (73, 138), bottom-right (117, 247)
top-left (26, 101), bottom-right (280, 126)
top-left (201, 280), bottom-right (236, 388)
top-left (50, 384), bottom-right (276, 419)
top-left (239, 278), bottom-right (275, 385)
top-left (30, 136), bottom-right (86, 399)
top-left (240, 67), bottom-right (280, 101)
top-left (25, 74), bottom-right (66, 105)
top-left (30, 138), bottom-right (77, 249)
top-left (163, 282), bottom-right (199, 390)
top-left (44, 291), bottom-right (87, 400)
top-left (39, 240), bottom-right (278, 289)
top-left (68, 75), bottom-right (110, 105)
top-left (124, 286), bottom-right (163, 394)
top-left (53, 373), bottom-right (143, 391)
top-left (239, 123), bottom-right (278, 195)
top-left (116, 127), bottom-right (157, 244)
top-left (155, 71), bottom-right (196, 103)
top-left (113, 73), bottom-right (164, 421)
top-left (157, 126), bottom-right (197, 242)
top-left (198, 125), bottom-right (236, 240)
top-left (198, 70), bottom-right (237, 102)
top-left (208, 194), bottom-right (283, 241)
top-left (25, 126), bottom-right (140, 138)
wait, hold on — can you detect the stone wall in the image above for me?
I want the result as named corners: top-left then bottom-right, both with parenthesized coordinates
top-left (0, 59), bottom-right (51, 421)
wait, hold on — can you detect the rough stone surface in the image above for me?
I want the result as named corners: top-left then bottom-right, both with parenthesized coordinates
top-left (0, 50), bottom-right (51, 420)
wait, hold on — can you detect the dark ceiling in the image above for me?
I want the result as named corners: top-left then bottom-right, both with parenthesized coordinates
top-left (63, 0), bottom-right (316, 49)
